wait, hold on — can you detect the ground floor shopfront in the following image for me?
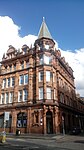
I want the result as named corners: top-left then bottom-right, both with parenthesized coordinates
top-left (0, 104), bottom-right (84, 134)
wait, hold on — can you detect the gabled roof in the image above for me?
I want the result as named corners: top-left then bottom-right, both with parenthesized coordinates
top-left (38, 17), bottom-right (52, 39)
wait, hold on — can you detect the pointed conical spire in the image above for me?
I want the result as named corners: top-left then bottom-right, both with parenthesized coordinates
top-left (38, 17), bottom-right (52, 39)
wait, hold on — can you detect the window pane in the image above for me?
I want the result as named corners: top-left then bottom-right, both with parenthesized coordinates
top-left (3, 78), bottom-right (6, 88)
top-left (47, 88), bottom-right (51, 99)
top-left (14, 64), bottom-right (16, 70)
top-left (18, 90), bottom-right (22, 102)
top-left (24, 74), bottom-right (28, 84)
top-left (46, 71), bottom-right (50, 82)
top-left (1, 93), bottom-right (4, 104)
top-left (26, 61), bottom-right (29, 68)
top-left (39, 88), bottom-right (43, 99)
top-left (6, 93), bottom-right (9, 103)
top-left (39, 72), bottom-right (43, 82)
top-left (23, 89), bottom-right (28, 101)
top-left (9, 92), bottom-right (13, 103)
top-left (40, 55), bottom-right (43, 65)
top-left (8, 78), bottom-right (10, 87)
top-left (10, 66), bottom-right (12, 72)
top-left (12, 77), bottom-right (15, 86)
top-left (21, 62), bottom-right (24, 69)
top-left (44, 55), bottom-right (50, 64)
top-left (19, 75), bottom-right (24, 85)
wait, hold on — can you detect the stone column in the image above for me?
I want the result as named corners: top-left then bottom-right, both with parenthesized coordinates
top-left (53, 106), bottom-right (56, 134)
top-left (43, 105), bottom-right (46, 134)
top-left (11, 110), bottom-right (17, 133)
top-left (13, 72), bottom-right (19, 103)
top-left (55, 107), bottom-right (60, 133)
top-left (28, 68), bottom-right (33, 103)
top-left (27, 107), bottom-right (31, 133)
top-left (36, 67), bottom-right (39, 102)
top-left (43, 67), bottom-right (46, 101)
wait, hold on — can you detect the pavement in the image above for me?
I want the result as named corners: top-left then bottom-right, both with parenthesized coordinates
top-left (6, 133), bottom-right (66, 139)
top-left (0, 133), bottom-right (84, 150)
top-left (6, 132), bottom-right (84, 141)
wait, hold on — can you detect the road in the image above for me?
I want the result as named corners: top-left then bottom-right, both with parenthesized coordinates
top-left (0, 134), bottom-right (84, 150)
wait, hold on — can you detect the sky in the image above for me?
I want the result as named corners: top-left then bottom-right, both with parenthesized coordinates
top-left (0, 0), bottom-right (84, 97)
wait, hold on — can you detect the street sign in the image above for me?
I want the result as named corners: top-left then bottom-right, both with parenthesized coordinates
top-left (4, 112), bottom-right (10, 121)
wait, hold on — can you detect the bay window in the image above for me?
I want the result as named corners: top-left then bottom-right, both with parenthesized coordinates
top-left (23, 89), bottom-right (28, 101)
top-left (39, 87), bottom-right (43, 99)
top-left (18, 90), bottom-right (22, 102)
top-left (47, 87), bottom-right (51, 99)
top-left (39, 71), bottom-right (43, 82)
top-left (46, 71), bottom-right (51, 82)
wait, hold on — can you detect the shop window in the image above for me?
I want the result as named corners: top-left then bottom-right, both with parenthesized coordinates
top-left (17, 112), bottom-right (27, 128)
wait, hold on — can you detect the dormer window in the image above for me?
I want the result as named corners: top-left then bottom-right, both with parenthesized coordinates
top-left (45, 44), bottom-right (49, 50)
top-left (26, 61), bottom-right (29, 68)
top-left (40, 54), bottom-right (51, 65)
top-left (9, 65), bottom-right (12, 72)
top-left (21, 62), bottom-right (24, 69)
top-left (14, 64), bottom-right (16, 71)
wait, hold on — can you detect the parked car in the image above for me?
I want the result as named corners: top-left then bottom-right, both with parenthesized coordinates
top-left (70, 127), bottom-right (81, 135)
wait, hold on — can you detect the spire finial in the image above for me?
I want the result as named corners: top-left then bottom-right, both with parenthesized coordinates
top-left (43, 17), bottom-right (45, 22)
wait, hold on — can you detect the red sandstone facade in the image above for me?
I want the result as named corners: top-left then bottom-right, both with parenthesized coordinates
top-left (0, 19), bottom-right (84, 134)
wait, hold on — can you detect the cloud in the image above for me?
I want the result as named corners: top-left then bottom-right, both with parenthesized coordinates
top-left (0, 16), bottom-right (37, 59)
top-left (0, 16), bottom-right (84, 97)
top-left (61, 49), bottom-right (84, 97)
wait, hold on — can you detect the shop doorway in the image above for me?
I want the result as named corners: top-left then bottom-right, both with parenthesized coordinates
top-left (46, 111), bottom-right (53, 134)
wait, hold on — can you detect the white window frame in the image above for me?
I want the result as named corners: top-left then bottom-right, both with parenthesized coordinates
top-left (47, 87), bottom-right (51, 99)
top-left (9, 92), bottom-right (13, 103)
top-left (6, 92), bottom-right (9, 104)
top-left (60, 93), bottom-right (64, 103)
top-left (2, 78), bottom-right (6, 88)
top-left (44, 55), bottom-right (50, 64)
top-left (11, 77), bottom-right (15, 87)
top-left (24, 74), bottom-right (28, 84)
top-left (23, 89), bottom-right (28, 101)
top-left (26, 61), bottom-right (29, 68)
top-left (1, 93), bottom-right (5, 104)
top-left (18, 90), bottom-right (22, 102)
top-left (39, 87), bottom-right (43, 100)
top-left (19, 75), bottom-right (24, 85)
top-left (7, 78), bottom-right (10, 87)
top-left (45, 44), bottom-right (49, 49)
top-left (46, 71), bottom-right (50, 82)
top-left (21, 62), bottom-right (24, 69)
top-left (39, 72), bottom-right (43, 82)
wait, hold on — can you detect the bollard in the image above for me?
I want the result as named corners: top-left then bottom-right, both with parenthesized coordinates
top-left (0, 131), bottom-right (6, 143)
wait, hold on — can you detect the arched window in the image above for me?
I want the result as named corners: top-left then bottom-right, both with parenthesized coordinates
top-left (17, 112), bottom-right (27, 128)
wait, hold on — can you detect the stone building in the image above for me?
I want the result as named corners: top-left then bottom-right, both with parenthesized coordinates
top-left (0, 19), bottom-right (84, 134)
